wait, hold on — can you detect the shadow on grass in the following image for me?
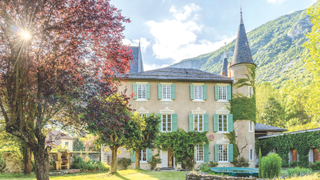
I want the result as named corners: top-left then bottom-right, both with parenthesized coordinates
top-left (114, 173), bottom-right (130, 180)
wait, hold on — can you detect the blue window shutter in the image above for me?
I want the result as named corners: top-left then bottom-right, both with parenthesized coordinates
top-left (157, 113), bottom-right (162, 132)
top-left (190, 84), bottom-right (194, 100)
top-left (189, 114), bottom-right (194, 131)
top-left (131, 151), bottom-right (136, 162)
top-left (203, 84), bottom-right (207, 100)
top-left (204, 114), bottom-right (209, 132)
top-left (215, 85), bottom-right (219, 100)
top-left (133, 83), bottom-right (137, 100)
top-left (172, 113), bottom-right (177, 132)
top-left (204, 144), bottom-right (209, 162)
top-left (158, 84), bottom-right (162, 100)
top-left (228, 114), bottom-right (233, 132)
top-left (215, 144), bottom-right (219, 162)
top-left (147, 148), bottom-right (152, 162)
top-left (214, 114), bottom-right (218, 132)
top-left (146, 83), bottom-right (150, 100)
top-left (229, 144), bottom-right (234, 162)
top-left (171, 84), bottom-right (175, 100)
top-left (227, 85), bottom-right (232, 100)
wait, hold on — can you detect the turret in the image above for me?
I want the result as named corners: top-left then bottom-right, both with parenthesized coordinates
top-left (220, 44), bottom-right (229, 76)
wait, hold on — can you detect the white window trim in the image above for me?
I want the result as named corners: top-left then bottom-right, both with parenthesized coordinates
top-left (161, 114), bottom-right (172, 133)
top-left (218, 144), bottom-right (229, 162)
top-left (218, 85), bottom-right (228, 101)
top-left (249, 148), bottom-right (254, 161)
top-left (161, 83), bottom-right (172, 101)
top-left (248, 86), bottom-right (254, 98)
top-left (218, 114), bottom-right (228, 133)
top-left (140, 149), bottom-right (147, 163)
top-left (136, 83), bottom-right (147, 101)
top-left (137, 107), bottom-right (149, 114)
top-left (136, 82), bottom-right (148, 85)
top-left (191, 107), bottom-right (206, 115)
top-left (195, 145), bottom-right (204, 162)
top-left (249, 121), bottom-right (254, 132)
top-left (194, 114), bottom-right (204, 132)
top-left (193, 85), bottom-right (203, 101)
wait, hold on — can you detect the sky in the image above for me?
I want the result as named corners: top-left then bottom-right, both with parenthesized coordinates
top-left (110, 0), bottom-right (316, 71)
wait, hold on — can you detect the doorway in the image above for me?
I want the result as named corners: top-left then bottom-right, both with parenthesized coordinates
top-left (161, 148), bottom-right (174, 168)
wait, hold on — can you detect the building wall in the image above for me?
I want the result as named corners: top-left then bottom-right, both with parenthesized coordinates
top-left (60, 139), bottom-right (73, 152)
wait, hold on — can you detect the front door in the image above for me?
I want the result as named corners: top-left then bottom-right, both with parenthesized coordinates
top-left (292, 149), bottom-right (297, 161)
top-left (168, 148), bottom-right (173, 167)
top-left (314, 148), bottom-right (320, 162)
top-left (161, 151), bottom-right (168, 168)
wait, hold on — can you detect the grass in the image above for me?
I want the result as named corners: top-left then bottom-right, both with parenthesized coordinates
top-left (0, 170), bottom-right (187, 180)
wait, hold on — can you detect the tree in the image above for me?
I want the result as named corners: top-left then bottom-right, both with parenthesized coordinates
top-left (0, 1), bottom-right (132, 179)
top-left (82, 94), bottom-right (136, 174)
top-left (260, 97), bottom-right (285, 127)
top-left (126, 113), bottom-right (161, 169)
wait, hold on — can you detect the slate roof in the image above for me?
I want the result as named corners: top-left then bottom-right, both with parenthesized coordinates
top-left (221, 51), bottom-right (229, 75)
top-left (126, 67), bottom-right (232, 82)
top-left (49, 130), bottom-right (74, 140)
top-left (129, 46), bottom-right (144, 74)
top-left (255, 123), bottom-right (288, 132)
top-left (231, 12), bottom-right (255, 67)
top-left (258, 127), bottom-right (320, 139)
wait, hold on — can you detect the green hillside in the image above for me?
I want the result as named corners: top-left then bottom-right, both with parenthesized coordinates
top-left (171, 10), bottom-right (313, 88)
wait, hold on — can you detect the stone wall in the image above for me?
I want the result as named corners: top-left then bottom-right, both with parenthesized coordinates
top-left (186, 173), bottom-right (257, 180)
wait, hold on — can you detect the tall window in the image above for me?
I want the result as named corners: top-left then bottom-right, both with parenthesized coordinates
top-left (65, 142), bottom-right (68, 146)
top-left (218, 115), bottom-right (228, 132)
top-left (137, 84), bottom-right (146, 99)
top-left (194, 114), bottom-right (203, 132)
top-left (140, 114), bottom-right (146, 118)
top-left (218, 144), bottom-right (228, 162)
top-left (140, 149), bottom-right (147, 162)
top-left (248, 86), bottom-right (254, 97)
top-left (196, 145), bottom-right (204, 162)
top-left (219, 86), bottom-right (227, 100)
top-left (162, 85), bottom-right (171, 100)
top-left (162, 114), bottom-right (172, 132)
top-left (249, 149), bottom-right (253, 161)
top-left (194, 86), bottom-right (203, 100)
top-left (249, 121), bottom-right (254, 132)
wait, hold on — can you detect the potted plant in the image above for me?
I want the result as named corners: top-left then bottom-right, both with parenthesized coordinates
top-left (156, 159), bottom-right (162, 170)
top-left (176, 162), bottom-right (182, 169)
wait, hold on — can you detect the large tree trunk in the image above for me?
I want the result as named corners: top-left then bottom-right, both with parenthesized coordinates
top-left (135, 149), bottom-right (140, 169)
top-left (110, 146), bottom-right (118, 174)
top-left (33, 139), bottom-right (50, 180)
top-left (23, 145), bottom-right (32, 174)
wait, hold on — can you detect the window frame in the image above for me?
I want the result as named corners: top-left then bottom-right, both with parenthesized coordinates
top-left (140, 149), bottom-right (147, 162)
top-left (194, 114), bottom-right (204, 132)
top-left (162, 84), bottom-right (171, 100)
top-left (194, 85), bottom-right (203, 100)
top-left (218, 114), bottom-right (228, 133)
top-left (137, 84), bottom-right (147, 100)
top-left (162, 114), bottom-right (172, 132)
top-left (196, 145), bottom-right (204, 162)
top-left (218, 86), bottom-right (227, 101)
top-left (140, 114), bottom-right (147, 118)
top-left (249, 148), bottom-right (254, 161)
top-left (248, 86), bottom-right (254, 98)
top-left (218, 144), bottom-right (228, 162)
top-left (65, 142), bottom-right (68, 146)
top-left (249, 121), bottom-right (254, 132)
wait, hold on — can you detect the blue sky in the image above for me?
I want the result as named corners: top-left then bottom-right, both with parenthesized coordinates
top-left (111, 0), bottom-right (316, 71)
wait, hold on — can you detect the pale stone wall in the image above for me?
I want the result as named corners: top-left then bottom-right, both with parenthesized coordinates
top-left (60, 139), bottom-right (73, 152)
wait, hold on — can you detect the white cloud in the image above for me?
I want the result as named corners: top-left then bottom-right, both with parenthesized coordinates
top-left (143, 63), bottom-right (169, 71)
top-left (267, 0), bottom-right (286, 4)
top-left (122, 38), bottom-right (150, 53)
top-left (146, 4), bottom-right (235, 63)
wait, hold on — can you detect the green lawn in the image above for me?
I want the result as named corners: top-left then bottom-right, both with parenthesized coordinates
top-left (0, 170), bottom-right (187, 180)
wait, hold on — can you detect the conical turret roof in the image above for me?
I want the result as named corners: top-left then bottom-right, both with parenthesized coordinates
top-left (221, 50), bottom-right (228, 76)
top-left (231, 10), bottom-right (255, 67)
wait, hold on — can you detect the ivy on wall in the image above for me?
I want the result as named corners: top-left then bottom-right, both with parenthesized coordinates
top-left (154, 129), bottom-right (209, 169)
top-left (226, 131), bottom-right (239, 161)
top-left (229, 94), bottom-right (256, 123)
top-left (256, 131), bottom-right (320, 167)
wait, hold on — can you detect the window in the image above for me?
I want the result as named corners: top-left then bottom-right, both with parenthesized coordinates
top-left (194, 115), bottom-right (203, 132)
top-left (140, 149), bottom-right (147, 162)
top-left (249, 149), bottom-right (253, 161)
top-left (140, 114), bottom-right (146, 118)
top-left (65, 142), bottom-right (68, 146)
top-left (218, 115), bottom-right (228, 132)
top-left (162, 85), bottom-right (171, 100)
top-left (218, 144), bottom-right (228, 162)
top-left (196, 145), bottom-right (204, 162)
top-left (219, 86), bottom-right (227, 100)
top-left (194, 85), bottom-right (203, 100)
top-left (249, 121), bottom-right (254, 132)
top-left (137, 84), bottom-right (146, 99)
top-left (162, 114), bottom-right (172, 132)
top-left (248, 86), bottom-right (254, 97)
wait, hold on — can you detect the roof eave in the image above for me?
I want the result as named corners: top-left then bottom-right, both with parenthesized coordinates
top-left (125, 77), bottom-right (233, 82)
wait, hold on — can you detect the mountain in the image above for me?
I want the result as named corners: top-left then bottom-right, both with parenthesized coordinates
top-left (171, 10), bottom-right (313, 88)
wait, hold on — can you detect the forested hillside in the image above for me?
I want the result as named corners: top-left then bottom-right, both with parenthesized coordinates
top-left (171, 10), bottom-right (313, 89)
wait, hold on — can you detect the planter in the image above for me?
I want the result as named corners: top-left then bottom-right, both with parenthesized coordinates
top-left (177, 162), bottom-right (182, 169)
top-left (156, 163), bottom-right (161, 169)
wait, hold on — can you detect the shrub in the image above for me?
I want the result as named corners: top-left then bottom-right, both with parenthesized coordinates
top-left (260, 153), bottom-right (282, 178)
top-left (117, 158), bottom-right (131, 170)
top-left (147, 154), bottom-right (161, 170)
top-left (233, 156), bottom-right (249, 167)
top-left (287, 167), bottom-right (312, 177)
top-left (310, 161), bottom-right (320, 171)
top-left (209, 161), bottom-right (218, 167)
top-left (199, 163), bottom-right (211, 172)
top-left (282, 160), bottom-right (289, 168)
top-left (289, 161), bottom-right (299, 168)
top-left (71, 156), bottom-right (110, 172)
top-left (0, 153), bottom-right (6, 173)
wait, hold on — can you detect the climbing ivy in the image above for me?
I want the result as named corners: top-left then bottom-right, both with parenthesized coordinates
top-left (229, 94), bottom-right (256, 123)
top-left (256, 131), bottom-right (320, 167)
top-left (154, 129), bottom-right (209, 169)
top-left (226, 131), bottom-right (239, 162)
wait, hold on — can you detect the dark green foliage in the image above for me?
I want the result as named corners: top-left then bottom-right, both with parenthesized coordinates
top-left (147, 154), bottom-right (161, 170)
top-left (154, 129), bottom-right (209, 170)
top-left (259, 148), bottom-right (262, 178)
top-left (289, 161), bottom-right (299, 168)
top-left (310, 161), bottom-right (320, 171)
top-left (73, 138), bottom-right (85, 151)
top-left (117, 158), bottom-right (131, 170)
top-left (261, 153), bottom-right (282, 178)
top-left (71, 156), bottom-right (109, 172)
top-left (287, 167), bottom-right (312, 177)
top-left (233, 156), bottom-right (249, 167)
top-left (229, 95), bottom-right (256, 122)
top-left (260, 97), bottom-right (285, 128)
top-left (209, 161), bottom-right (218, 167)
top-left (199, 163), bottom-right (211, 172)
top-left (256, 131), bottom-right (320, 168)
top-left (0, 153), bottom-right (6, 173)
top-left (226, 131), bottom-right (239, 161)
